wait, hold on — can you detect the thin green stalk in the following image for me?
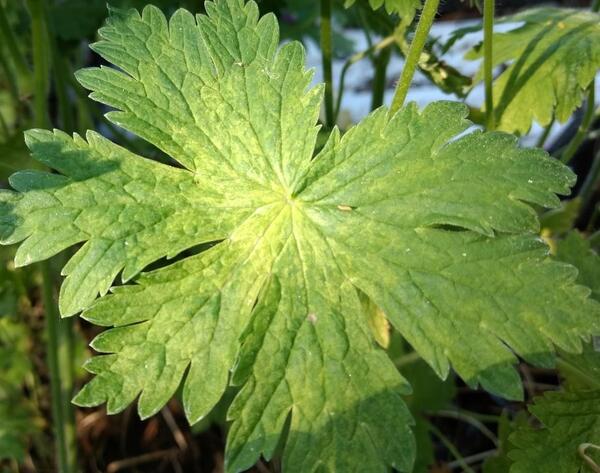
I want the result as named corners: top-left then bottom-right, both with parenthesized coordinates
top-left (389, 0), bottom-right (440, 116)
top-left (593, 0), bottom-right (600, 12)
top-left (334, 35), bottom-right (396, 122)
top-left (394, 350), bottom-right (422, 367)
top-left (27, 0), bottom-right (77, 471)
top-left (371, 46), bottom-right (392, 111)
top-left (535, 117), bottom-right (555, 148)
top-left (0, 2), bottom-right (32, 88)
top-left (357, 7), bottom-right (374, 50)
top-left (429, 409), bottom-right (499, 447)
top-left (587, 205), bottom-right (600, 232)
top-left (579, 444), bottom-right (600, 473)
top-left (483, 0), bottom-right (495, 130)
top-left (561, 83), bottom-right (596, 164)
top-left (320, 0), bottom-right (334, 128)
top-left (452, 409), bottom-right (500, 424)
top-left (27, 0), bottom-right (50, 128)
top-left (48, 41), bottom-right (75, 133)
top-left (0, 109), bottom-right (9, 138)
top-left (40, 264), bottom-right (70, 473)
top-left (579, 148), bottom-right (600, 212)
top-left (428, 422), bottom-right (476, 473)
top-left (557, 357), bottom-right (600, 391)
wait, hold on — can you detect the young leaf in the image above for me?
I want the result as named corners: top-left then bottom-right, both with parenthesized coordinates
top-left (509, 390), bottom-right (600, 473)
top-left (0, 1), bottom-right (599, 471)
top-left (464, 8), bottom-right (600, 134)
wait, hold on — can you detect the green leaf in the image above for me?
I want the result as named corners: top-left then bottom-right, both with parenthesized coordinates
top-left (554, 231), bottom-right (600, 391)
top-left (509, 390), bottom-right (600, 473)
top-left (465, 8), bottom-right (600, 134)
top-left (0, 1), bottom-right (599, 471)
top-left (344, 0), bottom-right (421, 23)
top-left (540, 198), bottom-right (582, 237)
top-left (556, 231), bottom-right (600, 300)
top-left (509, 232), bottom-right (600, 473)
top-left (482, 411), bottom-right (528, 473)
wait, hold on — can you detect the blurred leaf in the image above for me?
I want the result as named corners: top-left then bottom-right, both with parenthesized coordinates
top-left (0, 318), bottom-right (41, 462)
top-left (481, 411), bottom-right (528, 473)
top-left (461, 8), bottom-right (600, 134)
top-left (392, 335), bottom-right (456, 473)
top-left (344, 0), bottom-right (422, 24)
top-left (0, 399), bottom-right (39, 462)
top-left (0, 131), bottom-right (43, 182)
top-left (540, 199), bottom-right (581, 237)
top-left (555, 231), bottom-right (600, 299)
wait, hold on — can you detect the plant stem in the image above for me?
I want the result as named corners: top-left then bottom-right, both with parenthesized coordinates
top-left (561, 83), bottom-right (596, 164)
top-left (580, 443), bottom-right (600, 473)
top-left (371, 46), bottom-right (392, 110)
top-left (394, 350), bottom-right (422, 367)
top-left (27, 0), bottom-right (77, 471)
top-left (0, 43), bottom-right (20, 105)
top-left (429, 409), bottom-right (499, 447)
top-left (557, 357), bottom-right (600, 391)
top-left (334, 35), bottom-right (396, 122)
top-left (0, 109), bottom-right (9, 138)
top-left (536, 117), bottom-right (555, 148)
top-left (389, 0), bottom-right (440, 116)
top-left (40, 264), bottom-right (70, 473)
top-left (428, 422), bottom-right (476, 473)
top-left (483, 0), bottom-right (495, 130)
top-left (320, 0), bottom-right (334, 128)
top-left (593, 0), bottom-right (600, 12)
top-left (579, 148), bottom-right (600, 213)
top-left (27, 0), bottom-right (50, 128)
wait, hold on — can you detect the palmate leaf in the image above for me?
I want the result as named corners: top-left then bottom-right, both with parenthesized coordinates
top-left (465, 8), bottom-right (600, 134)
top-left (0, 1), bottom-right (599, 471)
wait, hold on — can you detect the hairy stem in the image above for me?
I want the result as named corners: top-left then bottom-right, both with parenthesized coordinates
top-left (27, 0), bottom-right (77, 471)
top-left (320, 0), bottom-right (334, 128)
top-left (389, 0), bottom-right (440, 116)
top-left (483, 0), bottom-right (495, 130)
